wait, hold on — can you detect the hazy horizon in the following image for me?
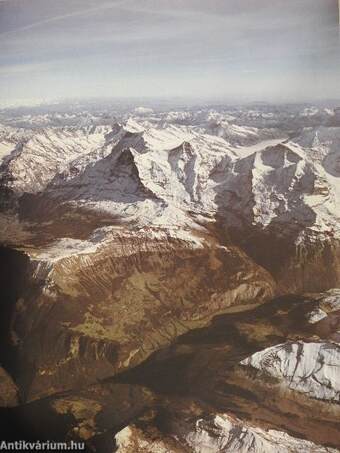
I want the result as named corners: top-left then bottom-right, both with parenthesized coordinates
top-left (1, 0), bottom-right (339, 106)
top-left (2, 95), bottom-right (340, 112)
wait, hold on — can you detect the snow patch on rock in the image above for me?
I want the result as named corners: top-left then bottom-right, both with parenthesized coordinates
top-left (241, 341), bottom-right (340, 402)
top-left (185, 413), bottom-right (338, 453)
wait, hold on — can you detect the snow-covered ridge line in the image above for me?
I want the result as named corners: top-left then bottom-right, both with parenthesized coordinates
top-left (1, 112), bottom-right (340, 244)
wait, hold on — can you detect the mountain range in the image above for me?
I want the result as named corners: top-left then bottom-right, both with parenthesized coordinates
top-left (0, 103), bottom-right (339, 452)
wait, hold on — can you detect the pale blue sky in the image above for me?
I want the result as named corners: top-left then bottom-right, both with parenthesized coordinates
top-left (0, 0), bottom-right (339, 105)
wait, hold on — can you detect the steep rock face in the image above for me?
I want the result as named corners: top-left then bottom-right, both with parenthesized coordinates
top-left (46, 146), bottom-right (161, 209)
top-left (228, 230), bottom-right (340, 294)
